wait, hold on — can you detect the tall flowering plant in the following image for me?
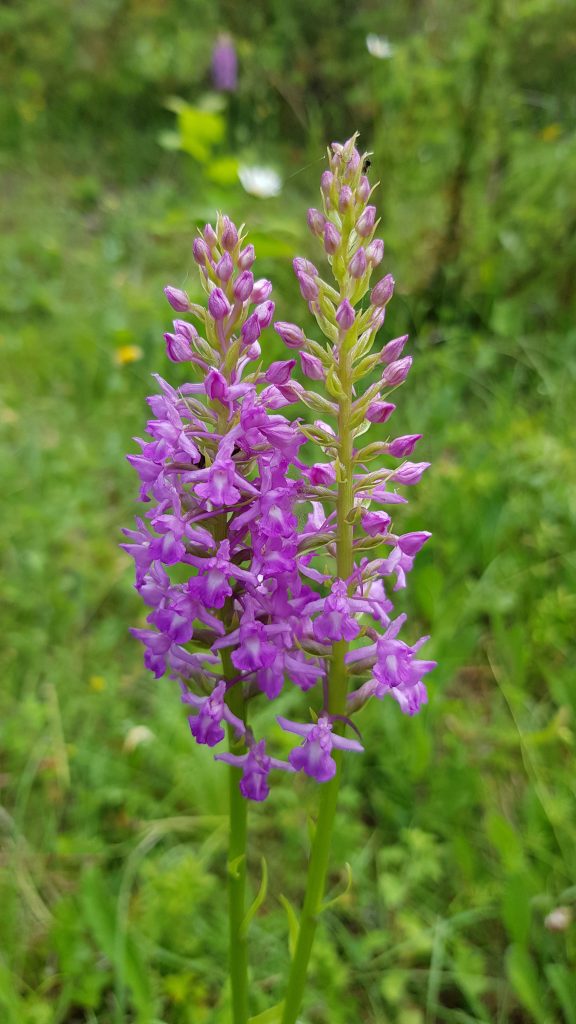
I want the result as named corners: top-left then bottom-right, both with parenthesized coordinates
top-left (123, 135), bottom-right (435, 1024)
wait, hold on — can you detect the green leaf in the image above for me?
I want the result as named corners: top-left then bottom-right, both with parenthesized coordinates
top-left (321, 862), bottom-right (353, 912)
top-left (505, 944), bottom-right (548, 1024)
top-left (176, 105), bottom-right (225, 163)
top-left (546, 964), bottom-right (576, 1024)
top-left (278, 893), bottom-right (299, 958)
top-left (240, 857), bottom-right (268, 938)
top-left (502, 872), bottom-right (532, 946)
top-left (248, 1004), bottom-right (285, 1024)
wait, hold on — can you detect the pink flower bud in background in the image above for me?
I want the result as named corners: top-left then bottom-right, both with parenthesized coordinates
top-left (233, 271), bottom-right (254, 302)
top-left (274, 321), bottom-right (306, 349)
top-left (356, 205), bottom-right (376, 237)
top-left (349, 248), bottom-right (367, 279)
top-left (216, 252), bottom-right (234, 282)
top-left (293, 257), bottom-right (318, 277)
top-left (371, 274), bottom-right (395, 307)
top-left (387, 434), bottom-right (422, 458)
top-left (382, 356), bottom-right (412, 386)
top-left (338, 186), bottom-right (353, 212)
top-left (357, 175), bottom-right (371, 202)
top-left (297, 272), bottom-right (319, 302)
top-left (336, 299), bottom-right (355, 330)
top-left (208, 287), bottom-right (230, 321)
top-left (203, 224), bottom-right (219, 250)
top-left (389, 462), bottom-right (430, 485)
top-left (300, 351), bottom-right (325, 380)
top-left (220, 216), bottom-right (238, 251)
top-left (173, 320), bottom-right (198, 343)
top-left (366, 401), bottom-right (396, 423)
top-left (307, 208), bottom-right (326, 236)
top-left (164, 286), bottom-right (191, 312)
top-left (193, 237), bottom-right (211, 266)
top-left (323, 223), bottom-right (341, 255)
top-left (381, 335), bottom-right (408, 364)
top-left (265, 359), bottom-right (296, 385)
top-left (361, 510), bottom-right (391, 536)
top-left (238, 244), bottom-right (255, 270)
top-left (251, 278), bottom-right (273, 303)
top-left (366, 239), bottom-right (384, 267)
top-left (255, 300), bottom-right (275, 328)
top-left (211, 33), bottom-right (237, 92)
top-left (164, 332), bottom-right (193, 362)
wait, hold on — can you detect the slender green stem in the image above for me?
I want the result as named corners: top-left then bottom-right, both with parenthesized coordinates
top-left (224, 646), bottom-right (249, 1024)
top-left (280, 350), bottom-right (354, 1024)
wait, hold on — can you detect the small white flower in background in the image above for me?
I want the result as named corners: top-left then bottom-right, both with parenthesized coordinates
top-left (124, 725), bottom-right (155, 752)
top-left (366, 34), bottom-right (394, 59)
top-left (544, 906), bottom-right (572, 931)
top-left (238, 165), bottom-right (282, 198)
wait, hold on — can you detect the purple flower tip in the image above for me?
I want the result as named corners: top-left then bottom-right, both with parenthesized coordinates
top-left (336, 299), bottom-right (355, 330)
top-left (164, 286), bottom-right (190, 312)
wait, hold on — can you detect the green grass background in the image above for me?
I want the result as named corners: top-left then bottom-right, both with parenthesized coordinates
top-left (1, 0), bottom-right (575, 1021)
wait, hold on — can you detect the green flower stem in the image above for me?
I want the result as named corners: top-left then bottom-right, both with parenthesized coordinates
top-left (224, 646), bottom-right (249, 1024)
top-left (280, 349), bottom-right (354, 1024)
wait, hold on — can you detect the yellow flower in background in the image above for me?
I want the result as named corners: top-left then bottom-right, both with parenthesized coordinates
top-left (89, 675), bottom-right (106, 692)
top-left (540, 123), bottom-right (562, 142)
top-left (114, 344), bottom-right (143, 366)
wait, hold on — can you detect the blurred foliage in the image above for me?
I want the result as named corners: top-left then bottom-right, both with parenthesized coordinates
top-left (1, 0), bottom-right (575, 1021)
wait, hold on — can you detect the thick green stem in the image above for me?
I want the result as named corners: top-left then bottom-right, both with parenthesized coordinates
top-left (224, 646), bottom-right (249, 1024)
top-left (280, 350), bottom-right (354, 1024)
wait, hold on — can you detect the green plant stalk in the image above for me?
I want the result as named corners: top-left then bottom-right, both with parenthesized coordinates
top-left (280, 348), bottom-right (354, 1024)
top-left (213, 433), bottom-right (249, 1024)
top-left (224, 644), bottom-right (249, 1024)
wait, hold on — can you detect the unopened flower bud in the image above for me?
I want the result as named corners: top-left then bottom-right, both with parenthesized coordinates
top-left (216, 252), bottom-right (234, 282)
top-left (307, 208), bottom-right (326, 236)
top-left (390, 462), bottom-right (430, 485)
top-left (255, 300), bottom-right (275, 328)
top-left (382, 356), bottom-right (412, 386)
top-left (238, 244), bottom-right (255, 270)
top-left (338, 185), bottom-right (353, 212)
top-left (164, 286), bottom-right (191, 312)
top-left (164, 332), bottom-right (193, 362)
top-left (203, 224), bottom-right (219, 249)
top-left (397, 531), bottom-right (431, 555)
top-left (251, 278), bottom-right (273, 303)
top-left (356, 205), bottom-right (376, 237)
top-left (387, 434), bottom-right (422, 457)
top-left (366, 239), bottom-right (384, 267)
top-left (361, 510), bottom-right (391, 536)
top-left (245, 341), bottom-right (261, 361)
top-left (233, 270), bottom-right (254, 302)
top-left (381, 335), bottom-right (408, 364)
top-left (357, 175), bottom-right (371, 202)
top-left (308, 463), bottom-right (336, 485)
top-left (274, 321), bottom-right (306, 349)
top-left (265, 359), bottom-right (296, 385)
top-left (205, 367), bottom-right (228, 401)
top-left (297, 272), bottom-right (319, 302)
top-left (320, 170), bottom-right (334, 196)
top-left (371, 274), bottom-right (395, 306)
top-left (173, 319), bottom-right (198, 343)
top-left (208, 287), bottom-right (230, 321)
top-left (293, 257), bottom-right (318, 277)
top-left (366, 401), bottom-right (396, 423)
top-left (345, 147), bottom-right (361, 177)
top-left (349, 248), bottom-right (367, 279)
top-left (300, 351), bottom-right (325, 380)
top-left (220, 215), bottom-right (238, 251)
top-left (193, 237), bottom-right (211, 265)
top-left (336, 299), bottom-right (355, 330)
top-left (323, 222), bottom-right (341, 256)
top-left (241, 312), bottom-right (261, 346)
